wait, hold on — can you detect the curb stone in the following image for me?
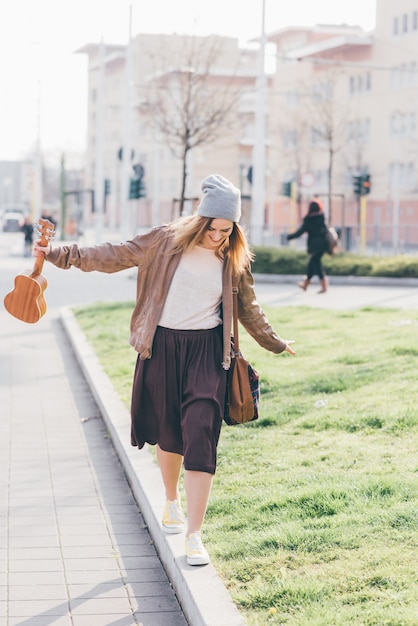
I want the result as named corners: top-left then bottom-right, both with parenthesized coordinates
top-left (253, 273), bottom-right (418, 287)
top-left (60, 306), bottom-right (245, 626)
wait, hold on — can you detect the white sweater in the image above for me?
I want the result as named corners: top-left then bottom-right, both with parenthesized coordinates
top-left (158, 246), bottom-right (223, 330)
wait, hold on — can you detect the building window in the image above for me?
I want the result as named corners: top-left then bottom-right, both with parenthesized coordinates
top-left (286, 89), bottom-right (299, 109)
top-left (390, 113), bottom-right (396, 135)
top-left (390, 66), bottom-right (398, 89)
top-left (407, 163), bottom-right (415, 190)
top-left (403, 13), bottom-right (408, 33)
top-left (413, 11), bottom-right (418, 30)
top-left (400, 63), bottom-right (408, 87)
top-left (410, 61), bottom-right (417, 85)
top-left (311, 83), bottom-right (322, 104)
top-left (348, 118), bottom-right (371, 143)
top-left (409, 112), bottom-right (416, 136)
top-left (393, 16), bottom-right (399, 36)
top-left (349, 72), bottom-right (372, 94)
top-left (311, 80), bottom-right (332, 104)
top-left (389, 111), bottom-right (417, 136)
top-left (283, 129), bottom-right (298, 150)
top-left (363, 119), bottom-right (371, 142)
top-left (389, 162), bottom-right (408, 189)
top-left (388, 163), bottom-right (395, 188)
top-left (390, 63), bottom-right (418, 89)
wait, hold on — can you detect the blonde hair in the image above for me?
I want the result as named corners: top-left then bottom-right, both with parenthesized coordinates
top-left (166, 214), bottom-right (253, 275)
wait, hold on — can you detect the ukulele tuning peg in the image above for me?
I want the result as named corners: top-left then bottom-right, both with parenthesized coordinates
top-left (35, 219), bottom-right (55, 239)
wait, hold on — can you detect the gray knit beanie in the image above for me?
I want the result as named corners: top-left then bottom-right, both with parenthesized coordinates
top-left (197, 174), bottom-right (241, 223)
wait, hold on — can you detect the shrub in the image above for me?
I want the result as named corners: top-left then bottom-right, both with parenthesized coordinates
top-left (251, 247), bottom-right (418, 278)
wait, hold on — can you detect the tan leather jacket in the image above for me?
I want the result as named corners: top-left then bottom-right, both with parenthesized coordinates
top-left (47, 226), bottom-right (287, 368)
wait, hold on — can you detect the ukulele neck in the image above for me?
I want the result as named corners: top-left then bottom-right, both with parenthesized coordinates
top-left (30, 218), bottom-right (54, 278)
top-left (31, 255), bottom-right (45, 278)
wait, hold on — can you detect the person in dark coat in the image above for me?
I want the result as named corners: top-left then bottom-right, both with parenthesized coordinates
top-left (21, 216), bottom-right (34, 257)
top-left (41, 211), bottom-right (58, 229)
top-left (287, 199), bottom-right (328, 293)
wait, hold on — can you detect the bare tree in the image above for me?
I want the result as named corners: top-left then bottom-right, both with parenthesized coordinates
top-left (307, 74), bottom-right (349, 222)
top-left (275, 107), bottom-right (313, 220)
top-left (143, 36), bottom-right (242, 214)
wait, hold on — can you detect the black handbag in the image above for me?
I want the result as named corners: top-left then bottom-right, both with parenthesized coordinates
top-left (224, 282), bottom-right (260, 426)
top-left (324, 225), bottom-right (339, 255)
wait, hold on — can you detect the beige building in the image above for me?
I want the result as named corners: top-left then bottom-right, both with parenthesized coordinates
top-left (269, 0), bottom-right (418, 251)
top-left (78, 34), bottom-right (259, 232)
top-left (79, 0), bottom-right (418, 251)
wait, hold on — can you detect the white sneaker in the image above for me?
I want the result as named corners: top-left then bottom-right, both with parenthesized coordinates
top-left (162, 499), bottom-right (184, 534)
top-left (185, 531), bottom-right (210, 566)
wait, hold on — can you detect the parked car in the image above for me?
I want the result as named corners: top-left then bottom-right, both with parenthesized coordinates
top-left (2, 210), bottom-right (25, 232)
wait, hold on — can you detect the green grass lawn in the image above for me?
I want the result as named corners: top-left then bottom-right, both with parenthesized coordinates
top-left (74, 302), bottom-right (418, 626)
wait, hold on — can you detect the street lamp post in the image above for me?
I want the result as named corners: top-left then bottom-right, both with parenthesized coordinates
top-left (250, 0), bottom-right (267, 246)
top-left (120, 3), bottom-right (133, 241)
top-left (94, 39), bottom-right (105, 243)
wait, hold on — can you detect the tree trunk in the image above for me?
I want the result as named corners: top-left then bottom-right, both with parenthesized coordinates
top-left (179, 146), bottom-right (189, 216)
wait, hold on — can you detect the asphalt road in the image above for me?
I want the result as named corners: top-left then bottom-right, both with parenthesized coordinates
top-left (2, 229), bottom-right (418, 314)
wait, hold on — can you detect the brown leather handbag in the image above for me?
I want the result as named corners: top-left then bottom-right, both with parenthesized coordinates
top-left (224, 282), bottom-right (260, 426)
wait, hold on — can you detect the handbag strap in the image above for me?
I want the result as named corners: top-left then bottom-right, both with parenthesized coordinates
top-left (232, 276), bottom-right (240, 354)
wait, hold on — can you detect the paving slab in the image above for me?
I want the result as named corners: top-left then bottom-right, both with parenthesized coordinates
top-left (0, 307), bottom-right (191, 626)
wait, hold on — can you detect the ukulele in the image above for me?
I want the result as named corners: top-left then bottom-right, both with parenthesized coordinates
top-left (4, 218), bottom-right (55, 324)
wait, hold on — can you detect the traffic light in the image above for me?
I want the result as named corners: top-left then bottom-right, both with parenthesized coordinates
top-left (129, 178), bottom-right (139, 199)
top-left (282, 181), bottom-right (292, 197)
top-left (353, 175), bottom-right (362, 196)
top-left (353, 173), bottom-right (371, 196)
top-left (104, 179), bottom-right (111, 196)
top-left (129, 178), bottom-right (146, 199)
top-left (362, 174), bottom-right (371, 195)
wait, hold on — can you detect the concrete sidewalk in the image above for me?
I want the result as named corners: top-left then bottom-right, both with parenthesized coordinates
top-left (0, 306), bottom-right (243, 626)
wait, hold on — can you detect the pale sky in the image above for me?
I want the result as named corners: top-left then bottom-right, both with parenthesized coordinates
top-left (0, 0), bottom-right (377, 162)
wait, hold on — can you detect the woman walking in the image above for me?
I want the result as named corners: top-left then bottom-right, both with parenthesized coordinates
top-left (287, 199), bottom-right (329, 293)
top-left (34, 174), bottom-right (296, 565)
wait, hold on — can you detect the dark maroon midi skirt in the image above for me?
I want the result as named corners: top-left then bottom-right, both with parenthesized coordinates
top-left (130, 325), bottom-right (227, 474)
